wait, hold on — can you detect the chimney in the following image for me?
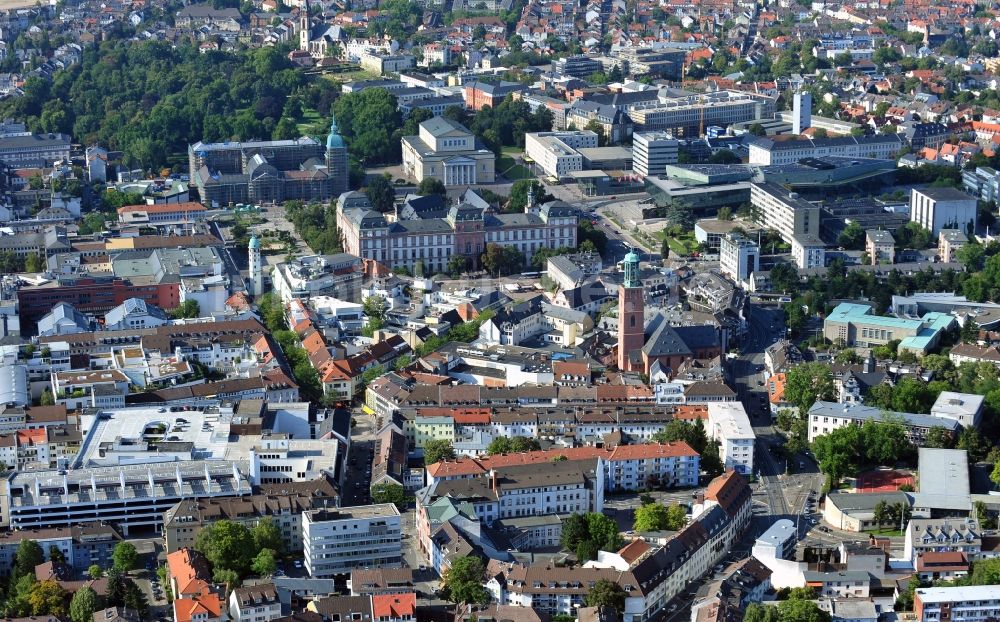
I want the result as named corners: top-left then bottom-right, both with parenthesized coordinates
top-left (490, 469), bottom-right (497, 494)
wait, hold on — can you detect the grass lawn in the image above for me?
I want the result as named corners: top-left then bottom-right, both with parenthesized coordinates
top-left (866, 528), bottom-right (904, 537)
top-left (297, 108), bottom-right (324, 136)
top-left (498, 156), bottom-right (534, 180)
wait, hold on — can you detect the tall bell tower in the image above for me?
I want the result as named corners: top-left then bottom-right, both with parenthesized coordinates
top-left (617, 249), bottom-right (645, 372)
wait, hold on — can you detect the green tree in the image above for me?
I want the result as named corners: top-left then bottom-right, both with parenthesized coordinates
top-left (925, 426), bottom-right (955, 449)
top-left (873, 499), bottom-right (889, 527)
top-left (584, 579), bottom-right (625, 613)
top-left (507, 179), bottom-right (548, 212)
top-left (370, 482), bottom-right (408, 509)
top-left (956, 243), bottom-right (985, 271)
top-left (27, 580), bottom-right (68, 617)
top-left (47, 545), bottom-right (65, 564)
top-left (334, 88), bottom-right (402, 164)
top-left (69, 586), bottom-right (100, 622)
top-left (748, 123), bottom-right (766, 137)
top-left (665, 201), bottom-right (694, 230)
top-left (633, 503), bottom-right (671, 532)
top-left (417, 178), bottom-right (447, 196)
top-left (423, 439), bottom-right (455, 466)
top-left (87, 565), bottom-right (102, 580)
top-left (777, 597), bottom-right (832, 622)
top-left (560, 513), bottom-right (588, 551)
top-left (744, 603), bottom-right (780, 622)
top-left (111, 542), bottom-right (138, 572)
top-left (576, 539), bottom-right (599, 561)
top-left (958, 428), bottom-right (992, 463)
top-left (651, 419), bottom-right (708, 453)
top-left (171, 299), bottom-right (200, 319)
top-left (487, 436), bottom-right (540, 454)
top-left (14, 540), bottom-right (45, 579)
top-left (837, 222), bottom-right (865, 250)
top-left (442, 557), bottom-right (489, 605)
top-left (991, 460), bottom-right (1000, 488)
top-left (586, 512), bottom-right (623, 551)
top-left (784, 362), bottom-right (835, 413)
top-left (24, 253), bottom-right (45, 273)
top-left (252, 518), bottom-right (284, 555)
top-left (194, 520), bottom-right (254, 579)
top-left (365, 175), bottom-right (396, 212)
top-left (251, 549), bottom-right (278, 576)
top-left (37, 386), bottom-right (55, 407)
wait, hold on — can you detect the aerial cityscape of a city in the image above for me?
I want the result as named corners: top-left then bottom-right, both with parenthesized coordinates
top-left (0, 0), bottom-right (998, 621)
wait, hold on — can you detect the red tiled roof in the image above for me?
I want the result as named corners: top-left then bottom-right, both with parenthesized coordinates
top-left (372, 593), bottom-right (416, 619)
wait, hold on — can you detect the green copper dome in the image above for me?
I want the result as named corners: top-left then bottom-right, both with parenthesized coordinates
top-left (326, 115), bottom-right (345, 150)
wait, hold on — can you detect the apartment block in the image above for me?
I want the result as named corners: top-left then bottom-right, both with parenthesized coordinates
top-left (915, 586), bottom-right (1000, 622)
top-left (706, 403), bottom-right (755, 475)
top-left (229, 584), bottom-right (282, 622)
top-left (865, 230), bottom-right (895, 265)
top-left (938, 229), bottom-right (968, 263)
top-left (302, 505), bottom-right (402, 578)
top-left (790, 234), bottom-right (826, 270)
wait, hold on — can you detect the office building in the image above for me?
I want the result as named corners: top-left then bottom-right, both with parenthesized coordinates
top-left (302, 505), bottom-right (402, 578)
top-left (554, 55), bottom-right (602, 78)
top-left (938, 229), bottom-right (968, 263)
top-left (910, 187), bottom-right (977, 237)
top-left (793, 91), bottom-right (811, 135)
top-left (865, 230), bottom-right (895, 265)
top-left (914, 585), bottom-right (1000, 622)
top-left (627, 91), bottom-right (775, 137)
top-left (524, 131), bottom-right (598, 178)
top-left (632, 132), bottom-right (679, 177)
top-left (401, 117), bottom-right (496, 186)
top-left (748, 134), bottom-right (904, 166)
top-left (823, 302), bottom-right (955, 354)
top-left (750, 183), bottom-right (820, 244)
top-left (719, 233), bottom-right (760, 283)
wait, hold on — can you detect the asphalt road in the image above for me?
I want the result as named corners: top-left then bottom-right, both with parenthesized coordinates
top-left (342, 409), bottom-right (376, 506)
top-left (732, 304), bottom-right (825, 540)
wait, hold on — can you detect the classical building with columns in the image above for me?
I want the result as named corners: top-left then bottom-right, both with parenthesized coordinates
top-left (401, 116), bottom-right (496, 187)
